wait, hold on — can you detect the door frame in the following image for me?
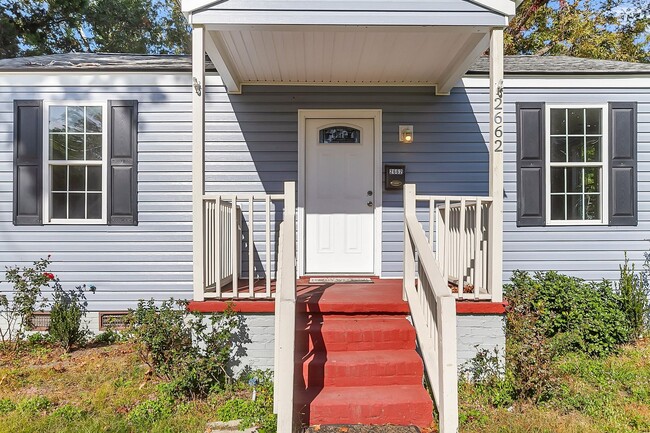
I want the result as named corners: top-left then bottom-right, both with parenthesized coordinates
top-left (297, 109), bottom-right (383, 277)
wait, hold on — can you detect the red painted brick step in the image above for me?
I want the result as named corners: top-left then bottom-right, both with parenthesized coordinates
top-left (302, 349), bottom-right (424, 387)
top-left (305, 384), bottom-right (433, 427)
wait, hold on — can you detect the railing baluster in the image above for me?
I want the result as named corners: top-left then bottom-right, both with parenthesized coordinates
top-left (474, 199), bottom-right (482, 299)
top-left (443, 198), bottom-right (450, 285)
top-left (249, 197), bottom-right (254, 298)
top-left (429, 198), bottom-right (435, 249)
top-left (265, 195), bottom-right (271, 298)
top-left (458, 199), bottom-right (466, 299)
top-left (231, 195), bottom-right (238, 297)
top-left (215, 197), bottom-right (222, 298)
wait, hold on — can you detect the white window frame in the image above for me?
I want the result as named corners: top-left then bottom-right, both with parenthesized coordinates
top-left (42, 101), bottom-right (109, 225)
top-left (545, 103), bottom-right (609, 226)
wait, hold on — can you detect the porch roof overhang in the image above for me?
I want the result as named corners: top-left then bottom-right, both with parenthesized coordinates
top-left (183, 0), bottom-right (516, 95)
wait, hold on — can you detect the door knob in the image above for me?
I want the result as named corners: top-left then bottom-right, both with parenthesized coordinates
top-left (367, 201), bottom-right (373, 207)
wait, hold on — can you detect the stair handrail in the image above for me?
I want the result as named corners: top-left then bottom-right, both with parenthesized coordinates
top-left (273, 181), bottom-right (297, 433)
top-left (403, 184), bottom-right (459, 433)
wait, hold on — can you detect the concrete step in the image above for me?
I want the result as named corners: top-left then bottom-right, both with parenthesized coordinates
top-left (301, 349), bottom-right (425, 387)
top-left (297, 315), bottom-right (416, 352)
top-left (301, 384), bottom-right (434, 427)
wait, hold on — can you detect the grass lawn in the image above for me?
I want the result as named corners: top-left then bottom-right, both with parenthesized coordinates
top-left (0, 342), bottom-right (232, 433)
top-left (459, 340), bottom-right (650, 433)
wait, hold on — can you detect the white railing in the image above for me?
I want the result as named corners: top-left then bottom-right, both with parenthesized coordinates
top-left (416, 195), bottom-right (494, 301)
top-left (201, 191), bottom-right (285, 299)
top-left (403, 184), bottom-right (458, 433)
top-left (273, 181), bottom-right (297, 433)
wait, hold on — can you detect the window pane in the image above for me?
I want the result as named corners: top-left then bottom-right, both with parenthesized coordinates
top-left (51, 166), bottom-right (67, 191)
top-left (69, 193), bottom-right (85, 219)
top-left (567, 194), bottom-right (584, 220)
top-left (86, 134), bottom-right (102, 160)
top-left (52, 193), bottom-right (67, 219)
top-left (551, 195), bottom-right (565, 220)
top-left (585, 194), bottom-right (600, 220)
top-left (550, 167), bottom-right (565, 193)
top-left (68, 134), bottom-right (84, 160)
top-left (87, 193), bottom-right (102, 219)
top-left (585, 109), bottom-right (601, 134)
top-left (86, 106), bottom-right (102, 133)
top-left (566, 167), bottom-right (583, 193)
top-left (568, 108), bottom-right (584, 135)
top-left (584, 167), bottom-right (600, 193)
top-left (319, 127), bottom-right (361, 143)
top-left (49, 106), bottom-right (66, 132)
top-left (550, 109), bottom-right (566, 135)
top-left (550, 137), bottom-right (566, 162)
top-left (87, 166), bottom-right (102, 191)
top-left (67, 106), bottom-right (84, 132)
top-left (49, 134), bottom-right (66, 160)
top-left (568, 136), bottom-right (585, 162)
top-left (69, 166), bottom-right (85, 191)
top-left (586, 137), bottom-right (601, 162)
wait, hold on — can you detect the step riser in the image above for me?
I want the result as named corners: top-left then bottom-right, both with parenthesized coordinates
top-left (308, 401), bottom-right (433, 427)
top-left (302, 358), bottom-right (424, 387)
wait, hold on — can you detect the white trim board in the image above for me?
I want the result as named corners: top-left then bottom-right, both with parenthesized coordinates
top-left (297, 109), bottom-right (383, 278)
top-left (461, 76), bottom-right (650, 88)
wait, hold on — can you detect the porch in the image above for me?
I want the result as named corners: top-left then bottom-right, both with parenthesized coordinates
top-left (183, 0), bottom-right (514, 432)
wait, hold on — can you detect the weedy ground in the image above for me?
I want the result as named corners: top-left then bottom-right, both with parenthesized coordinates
top-left (459, 339), bottom-right (650, 433)
top-left (0, 342), bottom-right (244, 433)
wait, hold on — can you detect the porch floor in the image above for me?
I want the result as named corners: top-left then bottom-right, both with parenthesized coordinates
top-left (190, 278), bottom-right (506, 314)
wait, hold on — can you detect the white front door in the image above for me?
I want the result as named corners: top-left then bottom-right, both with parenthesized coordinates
top-left (305, 118), bottom-right (375, 274)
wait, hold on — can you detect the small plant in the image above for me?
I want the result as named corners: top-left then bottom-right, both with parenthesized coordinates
top-left (459, 348), bottom-right (515, 408)
top-left (91, 328), bottom-right (125, 346)
top-left (126, 299), bottom-right (241, 399)
top-left (216, 370), bottom-right (276, 433)
top-left (47, 280), bottom-right (96, 352)
top-left (26, 332), bottom-right (53, 347)
top-left (51, 404), bottom-right (84, 421)
top-left (0, 398), bottom-right (16, 414)
top-left (17, 396), bottom-right (51, 415)
top-left (617, 253), bottom-right (650, 341)
top-left (128, 392), bottom-right (174, 426)
top-left (0, 258), bottom-right (52, 352)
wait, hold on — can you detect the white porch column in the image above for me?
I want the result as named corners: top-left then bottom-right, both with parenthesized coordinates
top-left (488, 28), bottom-right (504, 303)
top-left (192, 25), bottom-right (206, 302)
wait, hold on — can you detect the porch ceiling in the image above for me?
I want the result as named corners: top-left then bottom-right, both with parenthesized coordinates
top-left (203, 25), bottom-right (493, 95)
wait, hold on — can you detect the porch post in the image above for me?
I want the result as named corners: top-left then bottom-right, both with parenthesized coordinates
top-left (488, 29), bottom-right (504, 303)
top-left (192, 25), bottom-right (206, 302)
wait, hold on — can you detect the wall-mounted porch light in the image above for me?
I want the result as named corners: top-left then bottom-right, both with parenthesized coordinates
top-left (399, 125), bottom-right (413, 143)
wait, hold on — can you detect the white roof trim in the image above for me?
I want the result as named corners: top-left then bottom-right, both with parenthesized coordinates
top-left (181, 0), bottom-right (218, 14)
top-left (467, 0), bottom-right (516, 16)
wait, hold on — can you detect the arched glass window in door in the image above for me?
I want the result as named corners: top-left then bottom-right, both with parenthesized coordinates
top-left (319, 126), bottom-right (361, 144)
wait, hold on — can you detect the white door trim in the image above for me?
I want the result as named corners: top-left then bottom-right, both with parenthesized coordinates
top-left (297, 109), bottom-right (383, 277)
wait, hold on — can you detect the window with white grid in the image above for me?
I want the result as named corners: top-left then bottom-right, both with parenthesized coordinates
top-left (46, 104), bottom-right (107, 223)
top-left (547, 106), bottom-right (607, 224)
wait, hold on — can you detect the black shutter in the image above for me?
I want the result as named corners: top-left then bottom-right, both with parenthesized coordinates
top-left (609, 102), bottom-right (637, 226)
top-left (107, 100), bottom-right (138, 225)
top-left (516, 102), bottom-right (545, 227)
top-left (13, 100), bottom-right (43, 225)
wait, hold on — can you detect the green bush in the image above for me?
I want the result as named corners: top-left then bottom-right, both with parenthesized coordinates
top-left (0, 258), bottom-right (52, 352)
top-left (617, 253), bottom-right (650, 341)
top-left (91, 328), bottom-right (125, 346)
top-left (126, 299), bottom-right (241, 399)
top-left (17, 396), bottom-right (51, 415)
top-left (506, 271), bottom-right (629, 358)
top-left (459, 348), bottom-right (515, 408)
top-left (47, 282), bottom-right (96, 352)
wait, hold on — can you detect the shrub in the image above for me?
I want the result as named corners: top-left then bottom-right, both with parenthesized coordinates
top-left (91, 328), bottom-right (125, 346)
top-left (17, 396), bottom-right (51, 415)
top-left (459, 347), bottom-right (515, 408)
top-left (126, 299), bottom-right (241, 399)
top-left (505, 271), bottom-right (629, 358)
top-left (0, 258), bottom-right (52, 351)
top-left (617, 253), bottom-right (650, 341)
top-left (48, 282), bottom-right (96, 352)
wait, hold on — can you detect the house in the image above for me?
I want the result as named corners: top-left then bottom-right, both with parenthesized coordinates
top-left (1, 0), bottom-right (649, 431)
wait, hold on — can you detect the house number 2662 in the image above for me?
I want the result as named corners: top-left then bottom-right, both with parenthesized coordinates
top-left (493, 88), bottom-right (504, 153)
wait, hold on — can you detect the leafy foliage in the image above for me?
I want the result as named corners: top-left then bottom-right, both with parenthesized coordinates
top-left (0, 258), bottom-right (51, 352)
top-left (506, 0), bottom-right (649, 62)
top-left (216, 370), bottom-right (277, 433)
top-left (459, 347), bottom-right (515, 408)
top-left (47, 281), bottom-right (96, 352)
top-left (0, 0), bottom-right (190, 58)
top-left (617, 253), bottom-right (650, 340)
top-left (126, 299), bottom-right (242, 399)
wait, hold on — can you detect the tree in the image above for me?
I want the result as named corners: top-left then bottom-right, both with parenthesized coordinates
top-left (506, 0), bottom-right (650, 62)
top-left (0, 0), bottom-right (190, 58)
